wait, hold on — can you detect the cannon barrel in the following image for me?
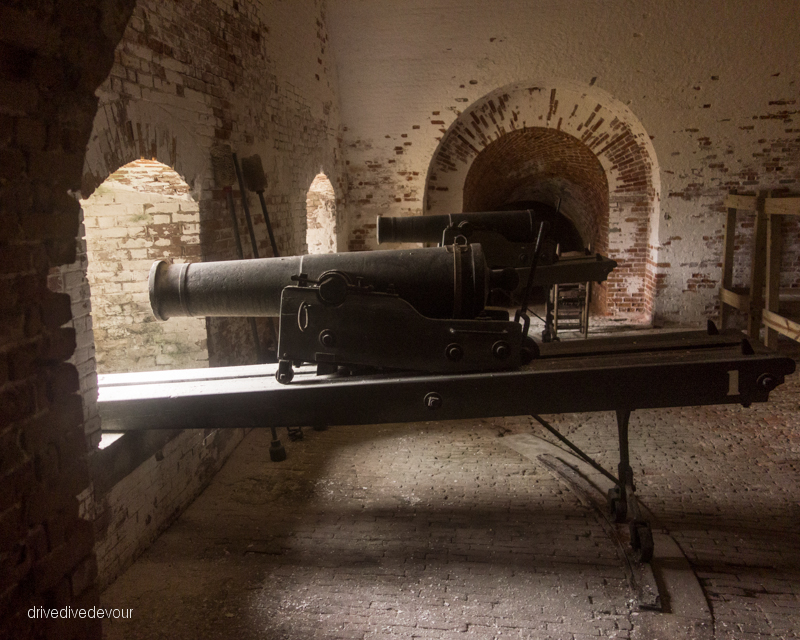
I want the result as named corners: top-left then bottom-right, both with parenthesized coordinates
top-left (149, 245), bottom-right (511, 321)
top-left (376, 207), bottom-right (559, 245)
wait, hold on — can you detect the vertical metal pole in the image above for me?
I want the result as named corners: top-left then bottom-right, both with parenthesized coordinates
top-left (551, 243), bottom-right (560, 339)
top-left (225, 189), bottom-right (262, 363)
top-left (583, 242), bottom-right (592, 340)
top-left (226, 190), bottom-right (245, 259)
top-left (553, 284), bottom-right (559, 338)
top-left (232, 153), bottom-right (260, 260)
top-left (257, 192), bottom-right (281, 258)
top-left (616, 408), bottom-right (633, 513)
top-left (583, 280), bottom-right (591, 339)
top-left (720, 204), bottom-right (737, 330)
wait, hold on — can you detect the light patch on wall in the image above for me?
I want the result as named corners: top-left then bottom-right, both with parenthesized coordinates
top-left (626, 277), bottom-right (645, 295)
top-left (98, 433), bottom-right (124, 450)
top-left (306, 173), bottom-right (337, 254)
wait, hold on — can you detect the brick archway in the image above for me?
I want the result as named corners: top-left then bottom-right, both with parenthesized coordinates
top-left (424, 79), bottom-right (660, 319)
top-left (463, 128), bottom-right (609, 255)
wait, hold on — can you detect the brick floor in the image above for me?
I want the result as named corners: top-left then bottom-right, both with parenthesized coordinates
top-left (101, 345), bottom-right (800, 640)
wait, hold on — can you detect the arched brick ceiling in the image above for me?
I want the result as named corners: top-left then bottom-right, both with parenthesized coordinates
top-left (462, 128), bottom-right (608, 253)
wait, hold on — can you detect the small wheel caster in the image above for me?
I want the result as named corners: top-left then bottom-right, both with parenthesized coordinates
top-left (269, 439), bottom-right (287, 462)
top-left (276, 360), bottom-right (294, 385)
top-left (629, 521), bottom-right (654, 563)
top-left (607, 487), bottom-right (627, 523)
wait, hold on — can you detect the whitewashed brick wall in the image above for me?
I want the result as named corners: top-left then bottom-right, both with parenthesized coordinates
top-left (82, 160), bottom-right (208, 373)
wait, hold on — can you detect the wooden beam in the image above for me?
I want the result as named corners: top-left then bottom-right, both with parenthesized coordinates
top-left (724, 194), bottom-right (758, 211)
top-left (779, 287), bottom-right (800, 300)
top-left (720, 287), bottom-right (749, 311)
top-left (747, 200), bottom-right (768, 340)
top-left (719, 207), bottom-right (738, 329)
top-left (721, 208), bottom-right (737, 289)
top-left (764, 197), bottom-right (800, 216)
top-left (764, 214), bottom-right (783, 348)
top-left (762, 309), bottom-right (800, 342)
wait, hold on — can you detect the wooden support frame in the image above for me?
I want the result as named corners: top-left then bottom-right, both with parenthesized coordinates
top-left (763, 196), bottom-right (800, 347)
top-left (719, 193), bottom-right (767, 340)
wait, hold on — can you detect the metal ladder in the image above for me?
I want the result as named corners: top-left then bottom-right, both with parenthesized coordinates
top-left (547, 281), bottom-right (590, 340)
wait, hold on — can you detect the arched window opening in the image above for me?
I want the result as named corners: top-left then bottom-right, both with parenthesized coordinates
top-left (82, 159), bottom-right (208, 373)
top-left (305, 173), bottom-right (337, 254)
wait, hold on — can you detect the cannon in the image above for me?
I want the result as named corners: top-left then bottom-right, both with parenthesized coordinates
top-left (134, 237), bottom-right (795, 568)
top-left (376, 209), bottom-right (616, 288)
top-left (377, 206), bottom-right (585, 269)
top-left (377, 209), bottom-right (617, 339)
top-left (149, 244), bottom-right (539, 383)
top-left (377, 209), bottom-right (544, 245)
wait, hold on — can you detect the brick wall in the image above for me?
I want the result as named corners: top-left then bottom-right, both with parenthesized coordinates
top-left (460, 126), bottom-right (611, 310)
top-left (338, 77), bottom-right (800, 323)
top-left (80, 0), bottom-right (345, 366)
top-left (0, 1), bottom-right (136, 638)
top-left (336, 81), bottom-right (659, 321)
top-left (462, 128), bottom-right (610, 252)
top-left (658, 131), bottom-right (800, 324)
top-left (87, 426), bottom-right (246, 589)
top-left (47, 223), bottom-right (102, 452)
top-left (4, 0), bottom-right (346, 617)
top-left (70, 0), bottom-right (345, 595)
top-left (327, 0), bottom-right (800, 326)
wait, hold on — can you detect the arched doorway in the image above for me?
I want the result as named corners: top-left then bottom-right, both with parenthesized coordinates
top-left (305, 173), bottom-right (337, 254)
top-left (81, 159), bottom-right (208, 372)
top-left (424, 79), bottom-right (660, 319)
